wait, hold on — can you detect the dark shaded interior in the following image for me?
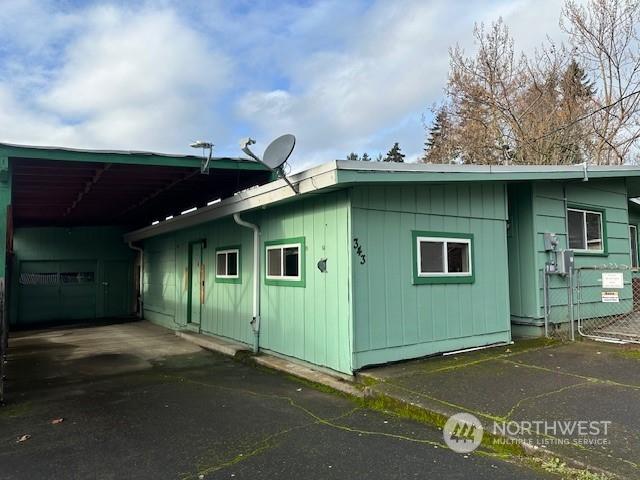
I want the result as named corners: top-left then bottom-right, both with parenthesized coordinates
top-left (11, 158), bottom-right (271, 229)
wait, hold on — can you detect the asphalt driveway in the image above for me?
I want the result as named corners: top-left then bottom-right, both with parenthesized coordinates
top-left (0, 322), bottom-right (555, 479)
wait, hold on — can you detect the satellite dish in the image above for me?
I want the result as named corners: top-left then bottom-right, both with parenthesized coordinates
top-left (262, 134), bottom-right (295, 170)
top-left (240, 134), bottom-right (298, 194)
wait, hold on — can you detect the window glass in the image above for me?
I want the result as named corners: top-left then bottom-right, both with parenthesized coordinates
top-left (60, 272), bottom-right (95, 284)
top-left (630, 226), bottom-right (638, 269)
top-left (420, 241), bottom-right (444, 273)
top-left (585, 212), bottom-right (602, 250)
top-left (216, 253), bottom-right (227, 276)
top-left (267, 248), bottom-right (282, 276)
top-left (447, 242), bottom-right (469, 273)
top-left (568, 209), bottom-right (585, 250)
top-left (283, 247), bottom-right (299, 277)
top-left (227, 252), bottom-right (238, 276)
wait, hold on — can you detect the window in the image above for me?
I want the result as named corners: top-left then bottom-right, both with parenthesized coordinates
top-left (630, 225), bottom-right (638, 270)
top-left (215, 247), bottom-right (241, 283)
top-left (567, 208), bottom-right (604, 253)
top-left (265, 237), bottom-right (305, 286)
top-left (60, 272), bottom-right (95, 284)
top-left (412, 231), bottom-right (474, 284)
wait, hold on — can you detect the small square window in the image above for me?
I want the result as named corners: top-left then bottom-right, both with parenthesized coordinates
top-left (413, 232), bottom-right (473, 284)
top-left (265, 238), bottom-right (305, 286)
top-left (215, 248), bottom-right (240, 283)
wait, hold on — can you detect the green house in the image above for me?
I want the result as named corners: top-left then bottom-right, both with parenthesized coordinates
top-left (3, 142), bottom-right (640, 376)
top-left (124, 161), bottom-right (640, 375)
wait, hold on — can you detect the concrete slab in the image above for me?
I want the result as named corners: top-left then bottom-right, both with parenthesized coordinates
top-left (361, 338), bottom-right (640, 479)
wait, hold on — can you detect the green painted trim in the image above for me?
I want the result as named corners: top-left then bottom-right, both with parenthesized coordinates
top-left (264, 236), bottom-right (306, 287)
top-left (411, 230), bottom-right (475, 285)
top-left (186, 239), bottom-right (206, 324)
top-left (215, 245), bottom-right (242, 284)
top-left (629, 224), bottom-right (639, 270)
top-left (566, 203), bottom-right (608, 256)
top-left (0, 144), bottom-right (269, 170)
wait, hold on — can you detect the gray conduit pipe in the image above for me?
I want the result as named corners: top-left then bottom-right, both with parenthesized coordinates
top-left (233, 214), bottom-right (261, 353)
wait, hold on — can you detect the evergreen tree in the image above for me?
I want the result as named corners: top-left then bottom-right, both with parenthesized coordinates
top-left (346, 152), bottom-right (360, 161)
top-left (423, 108), bottom-right (453, 163)
top-left (361, 153), bottom-right (371, 162)
top-left (384, 142), bottom-right (405, 162)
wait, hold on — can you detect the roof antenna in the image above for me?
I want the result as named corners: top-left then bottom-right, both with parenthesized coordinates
top-left (189, 140), bottom-right (214, 174)
top-left (239, 134), bottom-right (298, 194)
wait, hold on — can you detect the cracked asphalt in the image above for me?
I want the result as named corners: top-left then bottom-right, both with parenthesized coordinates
top-left (0, 322), bottom-right (556, 480)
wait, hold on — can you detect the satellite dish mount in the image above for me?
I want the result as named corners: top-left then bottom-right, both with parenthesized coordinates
top-left (240, 134), bottom-right (298, 194)
top-left (189, 140), bottom-right (214, 174)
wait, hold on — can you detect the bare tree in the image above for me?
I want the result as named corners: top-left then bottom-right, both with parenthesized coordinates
top-left (562, 0), bottom-right (640, 164)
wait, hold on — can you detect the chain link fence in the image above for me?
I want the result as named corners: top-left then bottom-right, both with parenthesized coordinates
top-left (575, 266), bottom-right (640, 344)
top-left (0, 278), bottom-right (6, 404)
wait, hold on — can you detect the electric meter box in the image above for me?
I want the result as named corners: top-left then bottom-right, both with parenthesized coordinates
top-left (556, 249), bottom-right (574, 276)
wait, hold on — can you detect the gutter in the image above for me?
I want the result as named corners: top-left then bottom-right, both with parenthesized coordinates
top-left (233, 214), bottom-right (261, 353)
top-left (128, 242), bottom-right (144, 319)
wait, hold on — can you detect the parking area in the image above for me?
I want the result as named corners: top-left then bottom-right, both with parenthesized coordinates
top-left (0, 321), bottom-right (556, 479)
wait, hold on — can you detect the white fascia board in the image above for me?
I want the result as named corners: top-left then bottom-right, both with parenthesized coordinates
top-left (124, 161), bottom-right (339, 242)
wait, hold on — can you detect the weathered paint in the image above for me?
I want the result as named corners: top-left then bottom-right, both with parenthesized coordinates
top-left (509, 178), bottom-right (633, 329)
top-left (350, 184), bottom-right (511, 369)
top-left (628, 202), bottom-right (640, 279)
top-left (142, 191), bottom-right (353, 374)
top-left (10, 226), bottom-right (135, 325)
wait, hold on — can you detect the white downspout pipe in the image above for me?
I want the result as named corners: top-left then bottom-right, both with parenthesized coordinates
top-left (233, 214), bottom-right (261, 353)
top-left (128, 242), bottom-right (144, 319)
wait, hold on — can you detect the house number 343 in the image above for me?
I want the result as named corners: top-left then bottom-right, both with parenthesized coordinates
top-left (353, 238), bottom-right (366, 264)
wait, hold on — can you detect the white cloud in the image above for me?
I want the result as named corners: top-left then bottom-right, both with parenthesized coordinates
top-left (236, 0), bottom-right (567, 166)
top-left (0, 3), bottom-right (232, 152)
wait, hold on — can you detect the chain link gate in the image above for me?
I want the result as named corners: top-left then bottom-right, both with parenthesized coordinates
top-left (575, 265), bottom-right (640, 344)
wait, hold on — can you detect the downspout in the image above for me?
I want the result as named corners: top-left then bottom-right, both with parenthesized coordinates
top-left (128, 242), bottom-right (144, 319)
top-left (233, 214), bottom-right (261, 353)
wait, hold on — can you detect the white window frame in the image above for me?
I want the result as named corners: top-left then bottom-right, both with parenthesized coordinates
top-left (215, 248), bottom-right (240, 279)
top-left (567, 207), bottom-right (604, 253)
top-left (265, 243), bottom-right (302, 281)
top-left (630, 225), bottom-right (638, 270)
top-left (416, 236), bottom-right (472, 277)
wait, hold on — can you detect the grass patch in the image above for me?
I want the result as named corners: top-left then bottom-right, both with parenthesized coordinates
top-left (0, 400), bottom-right (32, 418)
top-left (617, 348), bottom-right (640, 361)
top-left (535, 457), bottom-right (610, 480)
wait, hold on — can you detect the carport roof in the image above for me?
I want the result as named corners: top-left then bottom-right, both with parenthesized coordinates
top-left (1, 143), bottom-right (271, 228)
top-left (124, 160), bottom-right (640, 242)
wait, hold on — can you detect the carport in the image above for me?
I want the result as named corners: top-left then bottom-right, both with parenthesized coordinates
top-left (0, 143), bottom-right (270, 401)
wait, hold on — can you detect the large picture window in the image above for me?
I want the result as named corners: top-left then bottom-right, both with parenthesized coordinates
top-left (567, 207), bottom-right (604, 253)
top-left (412, 231), bottom-right (474, 284)
top-left (265, 237), bottom-right (305, 286)
top-left (630, 225), bottom-right (638, 270)
top-left (215, 247), bottom-right (241, 284)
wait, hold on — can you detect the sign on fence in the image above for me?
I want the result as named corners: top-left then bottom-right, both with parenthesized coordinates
top-left (602, 272), bottom-right (624, 289)
top-left (601, 291), bottom-right (620, 303)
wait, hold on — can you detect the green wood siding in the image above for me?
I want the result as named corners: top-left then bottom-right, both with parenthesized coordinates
top-left (142, 191), bottom-right (353, 374)
top-left (507, 183), bottom-right (539, 323)
top-left (350, 184), bottom-right (511, 369)
top-left (516, 179), bottom-right (633, 325)
top-left (10, 226), bottom-right (134, 326)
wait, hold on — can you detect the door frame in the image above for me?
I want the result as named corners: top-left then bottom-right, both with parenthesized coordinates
top-left (186, 238), bottom-right (207, 326)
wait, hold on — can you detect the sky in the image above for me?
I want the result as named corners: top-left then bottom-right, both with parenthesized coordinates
top-left (0, 0), bottom-right (569, 171)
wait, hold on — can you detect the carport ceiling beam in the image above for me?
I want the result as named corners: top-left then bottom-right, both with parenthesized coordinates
top-left (64, 163), bottom-right (112, 217)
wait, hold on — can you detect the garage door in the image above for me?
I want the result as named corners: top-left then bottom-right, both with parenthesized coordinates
top-left (18, 260), bottom-right (97, 325)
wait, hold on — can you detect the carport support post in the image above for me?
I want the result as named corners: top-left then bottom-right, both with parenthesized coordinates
top-left (0, 155), bottom-right (11, 404)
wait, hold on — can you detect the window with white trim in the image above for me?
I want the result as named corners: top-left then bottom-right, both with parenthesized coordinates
top-left (630, 225), bottom-right (638, 270)
top-left (416, 236), bottom-right (472, 276)
top-left (216, 249), bottom-right (239, 278)
top-left (266, 243), bottom-right (301, 280)
top-left (567, 208), bottom-right (603, 252)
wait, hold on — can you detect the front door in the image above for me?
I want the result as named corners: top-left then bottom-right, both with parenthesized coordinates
top-left (189, 242), bottom-right (204, 326)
